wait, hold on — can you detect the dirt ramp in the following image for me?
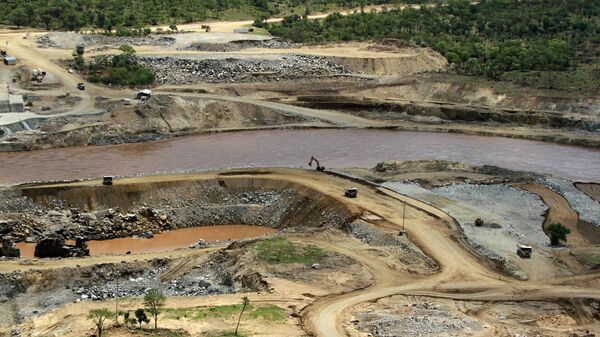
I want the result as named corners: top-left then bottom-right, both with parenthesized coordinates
top-left (331, 49), bottom-right (447, 76)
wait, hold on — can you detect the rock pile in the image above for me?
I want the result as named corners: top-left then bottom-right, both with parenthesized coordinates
top-left (37, 33), bottom-right (176, 49)
top-left (357, 301), bottom-right (482, 337)
top-left (184, 39), bottom-right (293, 52)
top-left (138, 55), bottom-right (351, 84)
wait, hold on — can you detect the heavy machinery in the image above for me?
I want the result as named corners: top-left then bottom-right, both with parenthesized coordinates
top-left (31, 68), bottom-right (47, 83)
top-left (103, 176), bottom-right (113, 185)
top-left (308, 156), bottom-right (325, 171)
top-left (77, 83), bottom-right (85, 90)
top-left (345, 188), bottom-right (358, 198)
top-left (517, 244), bottom-right (532, 258)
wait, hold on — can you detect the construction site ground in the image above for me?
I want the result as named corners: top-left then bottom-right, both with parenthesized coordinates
top-left (0, 7), bottom-right (599, 337)
top-left (0, 167), bottom-right (598, 337)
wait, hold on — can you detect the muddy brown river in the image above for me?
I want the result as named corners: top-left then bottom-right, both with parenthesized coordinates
top-left (1, 129), bottom-right (599, 183)
top-left (16, 225), bottom-right (277, 258)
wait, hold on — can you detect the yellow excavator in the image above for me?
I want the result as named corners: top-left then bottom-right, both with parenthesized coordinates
top-left (308, 156), bottom-right (325, 171)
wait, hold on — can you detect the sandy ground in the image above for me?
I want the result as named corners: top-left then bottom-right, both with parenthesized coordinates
top-left (576, 182), bottom-right (600, 203)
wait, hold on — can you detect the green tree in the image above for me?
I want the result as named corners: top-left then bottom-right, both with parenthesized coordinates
top-left (10, 7), bottom-right (28, 29)
top-left (87, 308), bottom-right (112, 337)
top-left (547, 223), bottom-right (571, 246)
top-left (234, 296), bottom-right (250, 336)
top-left (118, 44), bottom-right (136, 55)
top-left (144, 289), bottom-right (166, 329)
top-left (169, 24), bottom-right (178, 31)
top-left (134, 308), bottom-right (149, 328)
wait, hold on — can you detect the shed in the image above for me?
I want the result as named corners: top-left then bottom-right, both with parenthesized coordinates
top-left (3, 56), bottom-right (17, 65)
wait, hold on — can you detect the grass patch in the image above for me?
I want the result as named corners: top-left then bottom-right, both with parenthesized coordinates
top-left (252, 237), bottom-right (326, 265)
top-left (571, 249), bottom-right (600, 268)
top-left (165, 304), bottom-right (286, 323)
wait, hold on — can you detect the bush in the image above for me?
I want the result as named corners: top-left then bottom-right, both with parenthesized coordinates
top-left (547, 223), bottom-right (571, 246)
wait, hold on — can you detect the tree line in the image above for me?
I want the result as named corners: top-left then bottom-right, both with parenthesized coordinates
top-left (0, 0), bottom-right (427, 32)
top-left (268, 0), bottom-right (600, 78)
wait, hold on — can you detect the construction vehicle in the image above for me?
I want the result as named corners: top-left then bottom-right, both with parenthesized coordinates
top-left (77, 83), bottom-right (85, 90)
top-left (102, 176), bottom-right (113, 186)
top-left (345, 188), bottom-right (358, 198)
top-left (31, 68), bottom-right (47, 83)
top-left (517, 244), bottom-right (532, 258)
top-left (308, 156), bottom-right (325, 171)
top-left (201, 25), bottom-right (211, 32)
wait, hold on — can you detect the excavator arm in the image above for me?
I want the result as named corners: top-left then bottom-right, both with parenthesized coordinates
top-left (308, 156), bottom-right (325, 171)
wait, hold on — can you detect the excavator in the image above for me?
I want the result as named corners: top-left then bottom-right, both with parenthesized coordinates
top-left (308, 156), bottom-right (325, 171)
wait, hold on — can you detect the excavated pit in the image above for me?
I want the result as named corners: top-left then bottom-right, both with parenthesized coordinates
top-left (1, 174), bottom-right (358, 245)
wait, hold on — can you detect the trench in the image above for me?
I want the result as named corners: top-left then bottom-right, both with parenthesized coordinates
top-left (16, 224), bottom-right (277, 258)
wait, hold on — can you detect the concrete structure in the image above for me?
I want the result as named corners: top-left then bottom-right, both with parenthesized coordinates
top-left (3, 56), bottom-right (17, 65)
top-left (0, 88), bottom-right (24, 113)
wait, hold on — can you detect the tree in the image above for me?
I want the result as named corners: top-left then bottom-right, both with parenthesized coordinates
top-left (10, 8), bottom-right (28, 29)
top-left (169, 24), bottom-right (178, 32)
top-left (135, 308), bottom-right (149, 328)
top-left (234, 296), bottom-right (250, 336)
top-left (87, 308), bottom-right (112, 337)
top-left (118, 44), bottom-right (136, 56)
top-left (73, 44), bottom-right (85, 67)
top-left (547, 223), bottom-right (571, 246)
top-left (144, 289), bottom-right (166, 329)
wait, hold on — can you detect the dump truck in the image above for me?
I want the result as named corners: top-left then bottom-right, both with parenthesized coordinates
top-left (345, 188), bottom-right (358, 198)
top-left (517, 244), bottom-right (532, 258)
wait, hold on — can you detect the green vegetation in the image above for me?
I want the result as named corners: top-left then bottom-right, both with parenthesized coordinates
top-left (268, 0), bottom-right (600, 90)
top-left (547, 223), bottom-right (572, 246)
top-left (164, 304), bottom-right (286, 323)
top-left (76, 44), bottom-right (154, 86)
top-left (144, 288), bottom-right (167, 329)
top-left (0, 0), bottom-right (427, 31)
top-left (87, 308), bottom-right (113, 337)
top-left (135, 308), bottom-right (151, 328)
top-left (252, 237), bottom-right (326, 265)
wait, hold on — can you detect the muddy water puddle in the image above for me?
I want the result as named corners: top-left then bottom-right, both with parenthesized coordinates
top-left (16, 225), bottom-right (277, 258)
top-left (1, 129), bottom-right (599, 183)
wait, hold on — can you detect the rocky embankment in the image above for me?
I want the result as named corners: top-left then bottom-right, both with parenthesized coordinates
top-left (183, 38), bottom-right (293, 52)
top-left (0, 177), bottom-right (355, 248)
top-left (138, 55), bottom-right (352, 84)
top-left (37, 32), bottom-right (176, 49)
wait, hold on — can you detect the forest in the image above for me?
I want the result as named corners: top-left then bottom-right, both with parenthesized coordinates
top-left (268, 0), bottom-right (600, 80)
top-left (0, 0), bottom-right (424, 31)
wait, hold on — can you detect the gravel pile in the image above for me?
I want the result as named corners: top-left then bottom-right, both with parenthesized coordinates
top-left (432, 184), bottom-right (549, 246)
top-left (183, 39), bottom-right (293, 52)
top-left (382, 182), bottom-right (539, 280)
top-left (348, 222), bottom-right (437, 270)
top-left (357, 301), bottom-right (482, 337)
top-left (138, 55), bottom-right (351, 84)
top-left (539, 176), bottom-right (600, 226)
top-left (37, 32), bottom-right (176, 49)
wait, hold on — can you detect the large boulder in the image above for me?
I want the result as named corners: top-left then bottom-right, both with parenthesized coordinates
top-left (0, 237), bottom-right (20, 258)
top-left (34, 236), bottom-right (89, 258)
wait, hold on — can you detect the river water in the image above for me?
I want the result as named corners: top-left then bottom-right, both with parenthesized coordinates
top-left (16, 225), bottom-right (277, 258)
top-left (1, 129), bottom-right (599, 183)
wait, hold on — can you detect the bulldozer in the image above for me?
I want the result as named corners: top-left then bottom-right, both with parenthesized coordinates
top-left (308, 156), bottom-right (325, 171)
top-left (31, 68), bottom-right (47, 83)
